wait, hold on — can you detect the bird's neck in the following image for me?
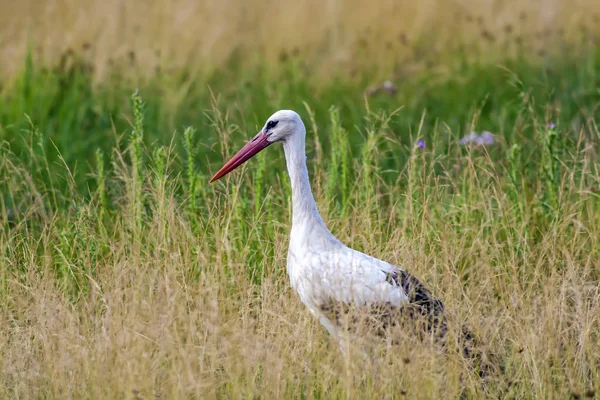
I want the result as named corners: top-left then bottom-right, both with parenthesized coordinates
top-left (283, 135), bottom-right (328, 233)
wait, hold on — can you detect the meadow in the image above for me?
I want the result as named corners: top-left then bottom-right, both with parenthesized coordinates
top-left (1, 0), bottom-right (600, 398)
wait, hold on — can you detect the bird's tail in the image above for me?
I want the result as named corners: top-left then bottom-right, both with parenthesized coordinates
top-left (457, 325), bottom-right (504, 380)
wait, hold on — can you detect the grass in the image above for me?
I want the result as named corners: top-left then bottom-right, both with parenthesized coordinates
top-left (1, 2), bottom-right (600, 398)
top-left (2, 0), bottom-right (600, 80)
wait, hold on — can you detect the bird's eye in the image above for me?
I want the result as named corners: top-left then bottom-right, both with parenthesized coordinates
top-left (266, 120), bottom-right (278, 131)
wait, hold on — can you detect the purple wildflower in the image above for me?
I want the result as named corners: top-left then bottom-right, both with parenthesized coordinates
top-left (417, 140), bottom-right (425, 149)
top-left (460, 131), bottom-right (496, 146)
top-left (479, 131), bottom-right (496, 145)
top-left (549, 122), bottom-right (556, 129)
top-left (459, 132), bottom-right (479, 145)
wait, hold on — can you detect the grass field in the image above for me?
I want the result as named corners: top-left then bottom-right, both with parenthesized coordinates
top-left (1, 0), bottom-right (600, 398)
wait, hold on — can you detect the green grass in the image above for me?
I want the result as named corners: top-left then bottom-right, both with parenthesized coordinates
top-left (1, 47), bottom-right (598, 196)
top-left (0, 46), bottom-right (599, 398)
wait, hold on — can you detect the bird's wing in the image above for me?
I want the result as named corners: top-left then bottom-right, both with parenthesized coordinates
top-left (383, 267), bottom-right (445, 319)
top-left (316, 247), bottom-right (446, 337)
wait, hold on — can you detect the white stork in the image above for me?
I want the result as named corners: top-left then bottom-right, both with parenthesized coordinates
top-left (210, 110), bottom-right (452, 352)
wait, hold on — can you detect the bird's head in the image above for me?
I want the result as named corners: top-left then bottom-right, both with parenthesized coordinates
top-left (261, 109), bottom-right (304, 143)
top-left (210, 110), bottom-right (304, 183)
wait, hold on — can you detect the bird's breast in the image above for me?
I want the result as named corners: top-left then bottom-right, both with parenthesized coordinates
top-left (287, 246), bottom-right (334, 312)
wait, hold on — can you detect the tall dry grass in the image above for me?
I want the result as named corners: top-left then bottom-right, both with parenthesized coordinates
top-left (0, 96), bottom-right (598, 398)
top-left (1, 0), bottom-right (600, 80)
top-left (1, 1), bottom-right (599, 398)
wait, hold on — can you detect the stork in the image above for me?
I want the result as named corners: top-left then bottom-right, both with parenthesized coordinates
top-left (210, 110), bottom-right (452, 352)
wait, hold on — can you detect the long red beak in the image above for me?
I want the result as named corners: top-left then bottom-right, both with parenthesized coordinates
top-left (210, 131), bottom-right (272, 183)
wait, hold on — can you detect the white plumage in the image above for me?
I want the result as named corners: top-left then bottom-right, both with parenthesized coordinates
top-left (211, 110), bottom-right (445, 348)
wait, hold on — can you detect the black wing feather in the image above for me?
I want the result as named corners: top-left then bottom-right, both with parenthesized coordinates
top-left (385, 269), bottom-right (447, 337)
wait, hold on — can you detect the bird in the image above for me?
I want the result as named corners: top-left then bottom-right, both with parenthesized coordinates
top-left (209, 110), bottom-right (495, 374)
